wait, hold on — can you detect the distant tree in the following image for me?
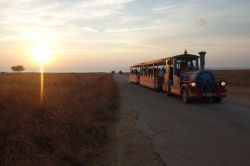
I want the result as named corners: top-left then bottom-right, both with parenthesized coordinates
top-left (111, 70), bottom-right (116, 74)
top-left (119, 70), bottom-right (123, 74)
top-left (11, 65), bottom-right (25, 72)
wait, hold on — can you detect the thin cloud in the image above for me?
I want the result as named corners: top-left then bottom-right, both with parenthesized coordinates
top-left (118, 16), bottom-right (141, 24)
top-left (194, 18), bottom-right (207, 28)
top-left (0, 0), bottom-right (134, 41)
top-left (152, 1), bottom-right (192, 13)
top-left (104, 23), bottom-right (178, 33)
top-left (152, 1), bottom-right (177, 12)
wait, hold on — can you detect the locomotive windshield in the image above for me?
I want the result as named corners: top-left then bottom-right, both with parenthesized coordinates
top-left (176, 55), bottom-right (200, 72)
top-left (176, 56), bottom-right (200, 72)
top-left (185, 59), bottom-right (199, 71)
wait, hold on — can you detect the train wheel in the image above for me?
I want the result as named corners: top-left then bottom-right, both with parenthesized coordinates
top-left (213, 97), bottom-right (222, 103)
top-left (181, 89), bottom-right (190, 103)
top-left (167, 86), bottom-right (171, 96)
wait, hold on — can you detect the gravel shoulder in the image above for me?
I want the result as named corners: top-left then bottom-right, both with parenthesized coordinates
top-left (116, 98), bottom-right (165, 166)
top-left (92, 79), bottom-right (165, 166)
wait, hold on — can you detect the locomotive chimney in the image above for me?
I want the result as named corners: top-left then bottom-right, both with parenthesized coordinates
top-left (184, 49), bottom-right (188, 54)
top-left (199, 51), bottom-right (206, 70)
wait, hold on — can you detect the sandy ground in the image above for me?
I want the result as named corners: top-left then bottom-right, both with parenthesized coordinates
top-left (112, 74), bottom-right (250, 166)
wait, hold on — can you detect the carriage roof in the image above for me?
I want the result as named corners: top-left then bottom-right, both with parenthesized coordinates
top-left (167, 54), bottom-right (199, 61)
top-left (130, 54), bottom-right (199, 67)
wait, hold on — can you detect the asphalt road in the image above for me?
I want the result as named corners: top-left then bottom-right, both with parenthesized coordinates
top-left (114, 75), bottom-right (250, 166)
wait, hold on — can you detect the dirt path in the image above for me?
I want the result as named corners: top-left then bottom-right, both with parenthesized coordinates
top-left (114, 74), bottom-right (250, 166)
top-left (116, 98), bottom-right (165, 166)
top-left (92, 80), bottom-right (165, 166)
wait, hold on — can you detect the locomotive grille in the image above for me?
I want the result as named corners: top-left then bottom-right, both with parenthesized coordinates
top-left (195, 71), bottom-right (216, 93)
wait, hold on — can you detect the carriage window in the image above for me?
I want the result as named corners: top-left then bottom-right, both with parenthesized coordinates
top-left (130, 67), bottom-right (140, 73)
top-left (154, 65), bottom-right (165, 77)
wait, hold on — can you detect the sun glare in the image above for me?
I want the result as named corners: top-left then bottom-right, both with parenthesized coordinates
top-left (32, 45), bottom-right (51, 106)
top-left (33, 45), bottom-right (51, 64)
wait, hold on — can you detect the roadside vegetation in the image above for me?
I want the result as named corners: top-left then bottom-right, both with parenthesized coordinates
top-left (213, 70), bottom-right (250, 87)
top-left (213, 70), bottom-right (250, 96)
top-left (0, 73), bottom-right (118, 166)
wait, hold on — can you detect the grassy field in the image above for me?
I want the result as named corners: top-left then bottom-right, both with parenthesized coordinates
top-left (213, 70), bottom-right (250, 96)
top-left (0, 73), bottom-right (118, 166)
top-left (213, 70), bottom-right (250, 87)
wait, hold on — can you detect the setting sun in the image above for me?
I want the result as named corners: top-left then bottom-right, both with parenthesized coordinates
top-left (32, 45), bottom-right (51, 64)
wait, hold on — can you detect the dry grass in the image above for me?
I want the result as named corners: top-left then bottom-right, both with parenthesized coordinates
top-left (213, 70), bottom-right (250, 87)
top-left (213, 70), bottom-right (250, 96)
top-left (0, 73), bottom-right (118, 166)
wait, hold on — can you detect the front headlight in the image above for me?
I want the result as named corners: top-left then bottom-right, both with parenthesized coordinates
top-left (220, 81), bottom-right (226, 86)
top-left (191, 82), bottom-right (196, 87)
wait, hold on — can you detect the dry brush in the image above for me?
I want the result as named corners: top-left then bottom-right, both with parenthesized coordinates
top-left (0, 73), bottom-right (118, 166)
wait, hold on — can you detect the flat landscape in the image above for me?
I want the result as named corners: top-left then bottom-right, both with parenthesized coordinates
top-left (0, 70), bottom-right (250, 166)
top-left (213, 70), bottom-right (250, 87)
top-left (0, 73), bottom-right (118, 166)
top-left (0, 0), bottom-right (249, 165)
top-left (213, 70), bottom-right (250, 95)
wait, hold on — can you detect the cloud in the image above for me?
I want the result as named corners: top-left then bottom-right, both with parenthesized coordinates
top-left (118, 16), bottom-right (141, 24)
top-left (152, 1), bottom-right (178, 12)
top-left (104, 25), bottom-right (162, 33)
top-left (152, 0), bottom-right (197, 13)
top-left (194, 18), bottom-right (207, 28)
top-left (0, 0), bottom-right (135, 41)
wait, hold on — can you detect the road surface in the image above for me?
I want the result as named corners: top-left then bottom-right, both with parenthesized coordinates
top-left (115, 75), bottom-right (250, 166)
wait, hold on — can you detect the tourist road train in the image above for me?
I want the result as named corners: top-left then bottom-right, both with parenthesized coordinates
top-left (129, 51), bottom-right (227, 103)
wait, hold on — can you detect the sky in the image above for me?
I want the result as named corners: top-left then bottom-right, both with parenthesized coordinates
top-left (0, 0), bottom-right (250, 72)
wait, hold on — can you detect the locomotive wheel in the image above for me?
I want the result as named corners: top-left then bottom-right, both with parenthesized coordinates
top-left (213, 97), bottom-right (223, 103)
top-left (167, 87), bottom-right (171, 96)
top-left (181, 89), bottom-right (190, 103)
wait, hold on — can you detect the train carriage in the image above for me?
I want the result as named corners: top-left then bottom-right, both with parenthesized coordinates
top-left (138, 59), bottom-right (165, 90)
top-left (129, 50), bottom-right (227, 103)
top-left (129, 64), bottom-right (141, 84)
